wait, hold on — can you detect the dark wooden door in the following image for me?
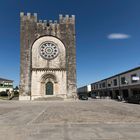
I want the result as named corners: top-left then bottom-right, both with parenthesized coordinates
top-left (46, 82), bottom-right (53, 95)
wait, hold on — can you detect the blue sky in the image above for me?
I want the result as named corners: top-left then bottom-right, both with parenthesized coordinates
top-left (0, 0), bottom-right (140, 87)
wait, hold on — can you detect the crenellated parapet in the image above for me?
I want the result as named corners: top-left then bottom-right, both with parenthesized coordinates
top-left (20, 12), bottom-right (75, 25)
top-left (20, 12), bottom-right (37, 22)
top-left (37, 19), bottom-right (58, 28)
top-left (59, 14), bottom-right (75, 24)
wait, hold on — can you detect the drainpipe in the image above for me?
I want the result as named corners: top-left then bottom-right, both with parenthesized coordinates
top-left (118, 75), bottom-right (121, 97)
top-left (105, 79), bottom-right (108, 96)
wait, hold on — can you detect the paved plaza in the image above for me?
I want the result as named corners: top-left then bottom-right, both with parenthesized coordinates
top-left (0, 99), bottom-right (140, 140)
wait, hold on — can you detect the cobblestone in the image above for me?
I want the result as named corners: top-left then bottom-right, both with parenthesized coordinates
top-left (0, 99), bottom-right (140, 140)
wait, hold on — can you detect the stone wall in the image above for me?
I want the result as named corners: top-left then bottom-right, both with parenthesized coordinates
top-left (31, 70), bottom-right (67, 100)
top-left (20, 12), bottom-right (77, 100)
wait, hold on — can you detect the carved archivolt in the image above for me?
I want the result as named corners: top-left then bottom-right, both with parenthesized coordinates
top-left (40, 73), bottom-right (57, 83)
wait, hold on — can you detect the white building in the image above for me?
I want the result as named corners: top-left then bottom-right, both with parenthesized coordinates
top-left (0, 78), bottom-right (13, 92)
top-left (91, 67), bottom-right (140, 99)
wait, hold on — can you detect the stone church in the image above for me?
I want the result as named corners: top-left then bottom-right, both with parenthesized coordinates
top-left (19, 12), bottom-right (77, 100)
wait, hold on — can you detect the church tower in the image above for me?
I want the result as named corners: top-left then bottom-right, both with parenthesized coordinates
top-left (19, 12), bottom-right (77, 100)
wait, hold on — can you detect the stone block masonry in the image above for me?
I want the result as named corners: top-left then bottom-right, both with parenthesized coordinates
top-left (20, 12), bottom-right (77, 100)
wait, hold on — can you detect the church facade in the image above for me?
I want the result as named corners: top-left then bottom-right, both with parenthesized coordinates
top-left (19, 12), bottom-right (77, 100)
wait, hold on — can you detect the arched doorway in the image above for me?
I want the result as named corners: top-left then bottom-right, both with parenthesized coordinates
top-left (40, 73), bottom-right (57, 96)
top-left (46, 81), bottom-right (53, 95)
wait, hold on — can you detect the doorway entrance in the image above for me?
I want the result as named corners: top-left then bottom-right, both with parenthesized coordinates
top-left (122, 89), bottom-right (128, 100)
top-left (46, 82), bottom-right (53, 95)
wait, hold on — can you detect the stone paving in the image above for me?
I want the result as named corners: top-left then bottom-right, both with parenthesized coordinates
top-left (0, 99), bottom-right (140, 140)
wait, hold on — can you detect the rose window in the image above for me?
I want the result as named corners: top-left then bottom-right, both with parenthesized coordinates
top-left (40, 42), bottom-right (59, 60)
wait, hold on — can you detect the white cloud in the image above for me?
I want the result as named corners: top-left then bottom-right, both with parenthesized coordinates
top-left (107, 33), bottom-right (131, 39)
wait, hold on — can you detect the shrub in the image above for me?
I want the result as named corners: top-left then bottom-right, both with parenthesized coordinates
top-left (14, 91), bottom-right (19, 97)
